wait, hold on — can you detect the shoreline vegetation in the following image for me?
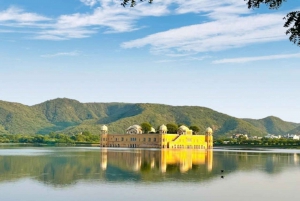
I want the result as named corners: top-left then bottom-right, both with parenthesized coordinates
top-left (1, 132), bottom-right (300, 149)
top-left (0, 132), bottom-right (100, 146)
top-left (215, 144), bottom-right (300, 149)
top-left (214, 138), bottom-right (300, 149)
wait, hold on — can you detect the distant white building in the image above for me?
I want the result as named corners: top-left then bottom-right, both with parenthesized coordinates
top-left (232, 134), bottom-right (248, 140)
top-left (282, 134), bottom-right (300, 140)
top-left (288, 134), bottom-right (300, 140)
top-left (264, 134), bottom-right (281, 139)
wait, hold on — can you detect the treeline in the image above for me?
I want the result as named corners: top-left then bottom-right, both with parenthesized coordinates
top-left (215, 137), bottom-right (300, 147)
top-left (0, 131), bottom-right (100, 144)
top-left (141, 122), bottom-right (200, 134)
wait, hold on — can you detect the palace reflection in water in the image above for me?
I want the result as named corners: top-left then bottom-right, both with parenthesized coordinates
top-left (100, 149), bottom-right (213, 173)
top-left (0, 147), bottom-right (300, 187)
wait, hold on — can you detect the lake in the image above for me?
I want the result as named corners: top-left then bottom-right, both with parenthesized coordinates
top-left (0, 145), bottom-right (299, 201)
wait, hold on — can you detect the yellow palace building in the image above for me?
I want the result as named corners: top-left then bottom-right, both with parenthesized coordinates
top-left (100, 124), bottom-right (213, 149)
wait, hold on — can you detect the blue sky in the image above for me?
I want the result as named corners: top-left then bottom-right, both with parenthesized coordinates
top-left (0, 0), bottom-right (299, 122)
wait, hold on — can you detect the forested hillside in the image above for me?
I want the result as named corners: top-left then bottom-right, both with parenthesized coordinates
top-left (0, 98), bottom-right (298, 136)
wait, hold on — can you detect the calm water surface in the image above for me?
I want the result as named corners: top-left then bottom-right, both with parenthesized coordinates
top-left (0, 145), bottom-right (300, 201)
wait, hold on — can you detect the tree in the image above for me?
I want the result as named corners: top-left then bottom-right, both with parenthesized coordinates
top-left (189, 125), bottom-right (200, 135)
top-left (82, 131), bottom-right (91, 136)
top-left (121, 0), bottom-right (153, 7)
top-left (121, 0), bottom-right (300, 46)
top-left (140, 122), bottom-right (152, 133)
top-left (166, 123), bottom-right (178, 134)
top-left (32, 135), bottom-right (45, 143)
top-left (246, 0), bottom-right (300, 46)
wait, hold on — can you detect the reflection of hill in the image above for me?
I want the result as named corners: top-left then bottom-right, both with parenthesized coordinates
top-left (0, 148), bottom-right (299, 186)
top-left (0, 151), bottom-right (102, 186)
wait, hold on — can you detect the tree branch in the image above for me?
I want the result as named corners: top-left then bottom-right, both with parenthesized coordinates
top-left (245, 0), bottom-right (287, 9)
top-left (284, 11), bottom-right (300, 46)
top-left (120, 0), bottom-right (153, 7)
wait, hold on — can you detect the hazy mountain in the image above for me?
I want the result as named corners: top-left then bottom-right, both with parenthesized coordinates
top-left (243, 116), bottom-right (299, 135)
top-left (0, 100), bottom-right (52, 134)
top-left (287, 125), bottom-right (300, 135)
top-left (0, 98), bottom-right (298, 136)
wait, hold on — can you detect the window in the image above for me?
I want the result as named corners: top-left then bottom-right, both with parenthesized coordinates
top-left (116, 138), bottom-right (118, 141)
top-left (149, 138), bottom-right (151, 142)
top-left (154, 138), bottom-right (156, 142)
top-left (122, 137), bottom-right (124, 141)
top-left (144, 138), bottom-right (146, 142)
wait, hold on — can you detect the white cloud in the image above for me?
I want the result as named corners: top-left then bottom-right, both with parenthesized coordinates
top-left (40, 51), bottom-right (80, 58)
top-left (122, 13), bottom-right (286, 54)
top-left (174, 0), bottom-right (247, 16)
top-left (80, 0), bottom-right (99, 7)
top-left (0, 7), bottom-right (50, 22)
top-left (0, 0), bottom-right (254, 42)
top-left (0, 0), bottom-right (288, 48)
top-left (165, 53), bottom-right (197, 57)
top-left (35, 28), bottom-right (96, 40)
top-left (213, 53), bottom-right (300, 64)
top-left (155, 55), bottom-right (210, 63)
top-left (54, 1), bottom-right (170, 33)
top-left (34, 0), bottom-right (170, 40)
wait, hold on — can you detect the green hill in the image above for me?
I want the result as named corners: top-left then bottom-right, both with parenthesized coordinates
top-left (243, 116), bottom-right (299, 135)
top-left (287, 125), bottom-right (300, 135)
top-left (0, 98), bottom-right (298, 136)
top-left (0, 100), bottom-right (52, 134)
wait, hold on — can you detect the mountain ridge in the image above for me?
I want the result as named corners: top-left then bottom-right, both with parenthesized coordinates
top-left (0, 98), bottom-right (298, 136)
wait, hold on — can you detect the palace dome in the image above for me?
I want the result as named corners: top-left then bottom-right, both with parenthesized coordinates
top-left (101, 125), bottom-right (108, 131)
top-left (132, 125), bottom-right (141, 129)
top-left (159, 124), bottom-right (167, 131)
top-left (206, 127), bottom-right (213, 133)
top-left (150, 127), bottom-right (156, 133)
top-left (179, 125), bottom-right (189, 131)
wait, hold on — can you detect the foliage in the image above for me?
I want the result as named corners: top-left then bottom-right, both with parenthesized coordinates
top-left (245, 0), bottom-right (300, 46)
top-left (140, 122), bottom-right (152, 133)
top-left (166, 123), bottom-right (178, 134)
top-left (0, 98), bottom-right (299, 136)
top-left (245, 0), bottom-right (287, 9)
top-left (214, 137), bottom-right (300, 147)
top-left (120, 0), bottom-right (300, 47)
top-left (284, 11), bottom-right (300, 46)
top-left (189, 125), bottom-right (200, 134)
top-left (215, 117), bottom-right (268, 137)
top-left (287, 125), bottom-right (300, 135)
top-left (0, 132), bottom-right (100, 144)
top-left (121, 0), bottom-right (153, 7)
top-left (244, 116), bottom-right (299, 135)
